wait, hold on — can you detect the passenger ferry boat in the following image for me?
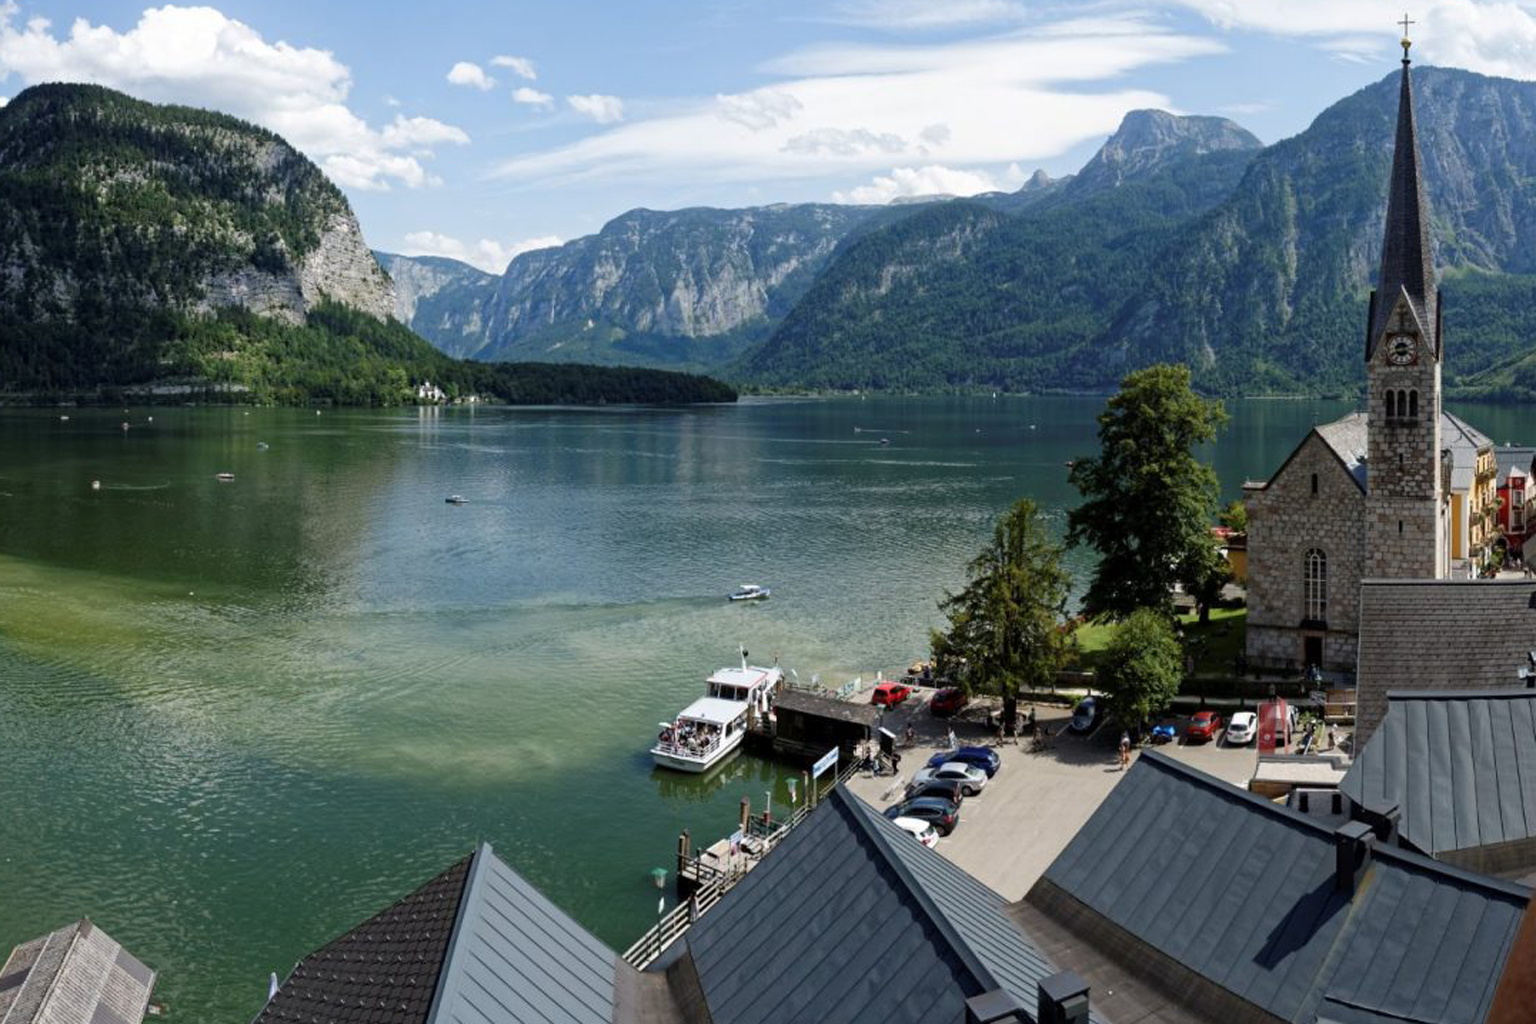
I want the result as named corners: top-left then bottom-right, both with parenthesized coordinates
top-left (652, 651), bottom-right (783, 773)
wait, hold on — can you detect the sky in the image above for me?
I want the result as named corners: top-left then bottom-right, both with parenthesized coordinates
top-left (2, 1), bottom-right (1536, 273)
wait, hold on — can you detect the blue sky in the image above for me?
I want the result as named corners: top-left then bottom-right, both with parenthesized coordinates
top-left (2, 1), bottom-right (1534, 271)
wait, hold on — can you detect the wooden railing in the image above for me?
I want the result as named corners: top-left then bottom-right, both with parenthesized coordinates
top-left (621, 759), bottom-right (862, 970)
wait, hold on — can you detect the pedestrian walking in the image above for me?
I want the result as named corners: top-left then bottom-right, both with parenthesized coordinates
top-left (1119, 731), bottom-right (1131, 770)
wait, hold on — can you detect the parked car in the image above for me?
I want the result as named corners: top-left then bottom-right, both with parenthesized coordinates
top-left (1226, 711), bottom-right (1257, 745)
top-left (929, 687), bottom-right (969, 717)
top-left (925, 746), bottom-right (1001, 777)
top-left (883, 796), bottom-right (959, 835)
top-left (891, 816), bottom-right (939, 848)
top-left (1069, 696), bottom-right (1101, 734)
top-left (1150, 720), bottom-right (1179, 744)
top-left (910, 762), bottom-right (988, 795)
top-left (905, 778), bottom-right (965, 807)
top-left (1186, 710), bottom-right (1223, 743)
top-left (871, 681), bottom-right (912, 706)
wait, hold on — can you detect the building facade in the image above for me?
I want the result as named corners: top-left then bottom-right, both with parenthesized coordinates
top-left (1496, 446), bottom-right (1535, 561)
top-left (1244, 53), bottom-right (1495, 674)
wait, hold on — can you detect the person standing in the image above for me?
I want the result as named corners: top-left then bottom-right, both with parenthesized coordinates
top-left (1119, 731), bottom-right (1131, 770)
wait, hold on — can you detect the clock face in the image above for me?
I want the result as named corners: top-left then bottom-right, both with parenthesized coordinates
top-left (1387, 334), bottom-right (1416, 365)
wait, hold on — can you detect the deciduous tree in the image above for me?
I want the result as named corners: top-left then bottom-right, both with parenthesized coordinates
top-left (1098, 608), bottom-right (1182, 730)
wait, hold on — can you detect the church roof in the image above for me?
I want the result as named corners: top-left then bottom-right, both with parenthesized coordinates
top-left (1315, 413), bottom-right (1369, 489)
top-left (1367, 58), bottom-right (1438, 361)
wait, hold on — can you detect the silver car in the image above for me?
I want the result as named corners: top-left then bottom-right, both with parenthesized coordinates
top-left (909, 762), bottom-right (987, 796)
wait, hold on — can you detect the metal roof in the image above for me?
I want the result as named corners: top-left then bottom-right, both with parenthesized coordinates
top-left (675, 696), bottom-right (746, 725)
top-left (1315, 414), bottom-right (1369, 490)
top-left (1443, 412), bottom-right (1492, 493)
top-left (0, 919), bottom-right (155, 1024)
top-left (1037, 751), bottom-right (1528, 1024)
top-left (1340, 688), bottom-right (1536, 858)
top-left (1356, 579), bottom-right (1536, 744)
top-left (676, 785), bottom-right (1100, 1024)
top-left (1494, 446), bottom-right (1536, 488)
top-left (427, 842), bottom-right (617, 1024)
top-left (773, 687), bottom-right (880, 726)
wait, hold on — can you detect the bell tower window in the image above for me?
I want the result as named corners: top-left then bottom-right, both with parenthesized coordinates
top-left (1408, 390), bottom-right (1418, 418)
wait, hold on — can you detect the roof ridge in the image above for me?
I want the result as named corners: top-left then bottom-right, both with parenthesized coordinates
top-left (1139, 751), bottom-right (1531, 898)
top-left (833, 787), bottom-right (1005, 995)
top-left (1361, 577), bottom-right (1536, 587)
top-left (1386, 687), bottom-right (1536, 701)
top-left (423, 844), bottom-right (488, 1024)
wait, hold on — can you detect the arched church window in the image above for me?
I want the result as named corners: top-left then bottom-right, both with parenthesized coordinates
top-left (1397, 389), bottom-right (1408, 418)
top-left (1408, 390), bottom-right (1418, 418)
top-left (1304, 549), bottom-right (1327, 622)
top-left (1386, 391), bottom-right (1396, 418)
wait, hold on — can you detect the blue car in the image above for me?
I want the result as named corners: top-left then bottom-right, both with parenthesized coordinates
top-left (926, 746), bottom-right (1001, 777)
top-left (1150, 721), bottom-right (1178, 744)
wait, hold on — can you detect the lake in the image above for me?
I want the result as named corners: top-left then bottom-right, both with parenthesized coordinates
top-left (1, 395), bottom-right (1528, 1021)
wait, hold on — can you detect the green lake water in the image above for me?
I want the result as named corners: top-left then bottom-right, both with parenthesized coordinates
top-left (1, 395), bottom-right (1529, 1021)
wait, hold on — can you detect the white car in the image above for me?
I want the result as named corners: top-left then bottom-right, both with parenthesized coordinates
top-left (910, 762), bottom-right (988, 795)
top-left (1226, 711), bottom-right (1257, 745)
top-left (892, 816), bottom-right (940, 848)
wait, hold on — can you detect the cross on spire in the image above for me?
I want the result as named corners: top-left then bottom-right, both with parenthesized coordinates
top-left (1400, 12), bottom-right (1415, 60)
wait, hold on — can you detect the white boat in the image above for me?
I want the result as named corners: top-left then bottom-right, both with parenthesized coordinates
top-left (445, 494), bottom-right (468, 505)
top-left (652, 653), bottom-right (782, 773)
top-left (728, 584), bottom-right (770, 602)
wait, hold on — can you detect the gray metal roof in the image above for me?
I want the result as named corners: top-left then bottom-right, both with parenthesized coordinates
top-left (1341, 688), bottom-right (1536, 857)
top-left (1356, 579), bottom-right (1536, 744)
top-left (1038, 751), bottom-right (1528, 1024)
top-left (427, 842), bottom-right (616, 1024)
top-left (774, 687), bottom-right (880, 726)
top-left (1442, 412), bottom-right (1492, 492)
top-left (1494, 446), bottom-right (1536, 488)
top-left (1314, 414), bottom-right (1369, 490)
top-left (0, 919), bottom-right (155, 1024)
top-left (677, 785), bottom-right (1095, 1024)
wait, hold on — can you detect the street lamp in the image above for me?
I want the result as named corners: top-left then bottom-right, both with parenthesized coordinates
top-left (651, 867), bottom-right (667, 916)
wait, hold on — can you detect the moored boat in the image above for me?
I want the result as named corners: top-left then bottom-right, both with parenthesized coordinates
top-left (652, 652), bottom-right (782, 772)
top-left (728, 584), bottom-right (770, 601)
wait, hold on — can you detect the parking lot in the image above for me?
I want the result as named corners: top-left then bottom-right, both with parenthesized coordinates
top-left (845, 689), bottom-right (1260, 900)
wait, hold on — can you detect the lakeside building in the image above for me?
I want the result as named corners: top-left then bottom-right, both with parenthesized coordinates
top-left (1340, 687), bottom-right (1536, 881)
top-left (0, 919), bottom-right (156, 1024)
top-left (255, 788), bottom-right (1105, 1024)
top-left (1243, 49), bottom-right (1497, 677)
top-left (1495, 446), bottom-right (1536, 560)
top-left (1017, 751), bottom-right (1531, 1024)
top-left (1353, 578), bottom-right (1536, 742)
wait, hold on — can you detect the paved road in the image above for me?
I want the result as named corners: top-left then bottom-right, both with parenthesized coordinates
top-left (845, 692), bottom-right (1259, 900)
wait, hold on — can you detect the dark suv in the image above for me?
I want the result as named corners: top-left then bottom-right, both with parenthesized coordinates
top-left (884, 796), bottom-right (959, 835)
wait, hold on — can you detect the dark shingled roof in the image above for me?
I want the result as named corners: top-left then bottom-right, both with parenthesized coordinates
top-left (1035, 751), bottom-right (1528, 1024)
top-left (1341, 688), bottom-right (1536, 858)
top-left (676, 784), bottom-right (1102, 1024)
top-left (255, 855), bottom-right (472, 1024)
top-left (774, 687), bottom-right (881, 726)
top-left (1356, 579), bottom-right (1536, 744)
top-left (1367, 58), bottom-right (1438, 360)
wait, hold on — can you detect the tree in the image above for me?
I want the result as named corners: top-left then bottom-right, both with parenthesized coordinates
top-left (1097, 608), bottom-right (1182, 731)
top-left (1067, 363), bottom-right (1227, 620)
top-left (930, 498), bottom-right (1072, 731)
top-left (1219, 500), bottom-right (1248, 533)
top-left (1185, 538), bottom-right (1232, 625)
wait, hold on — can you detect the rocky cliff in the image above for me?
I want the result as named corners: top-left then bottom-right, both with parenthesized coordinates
top-left (373, 251), bottom-right (498, 358)
top-left (0, 83), bottom-right (394, 330)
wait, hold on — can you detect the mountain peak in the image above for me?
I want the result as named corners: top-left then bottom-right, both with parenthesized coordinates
top-left (1073, 109), bottom-right (1262, 193)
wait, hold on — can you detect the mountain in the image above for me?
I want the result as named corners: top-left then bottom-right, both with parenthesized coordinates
top-left (0, 84), bottom-right (734, 406)
top-left (373, 251), bottom-right (499, 358)
top-left (738, 112), bottom-right (1263, 391)
top-left (382, 202), bottom-right (890, 370)
top-left (743, 68), bottom-right (1536, 396)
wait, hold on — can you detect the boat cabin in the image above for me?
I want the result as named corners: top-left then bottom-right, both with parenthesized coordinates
top-left (657, 697), bottom-right (746, 757)
top-left (706, 665), bottom-right (777, 704)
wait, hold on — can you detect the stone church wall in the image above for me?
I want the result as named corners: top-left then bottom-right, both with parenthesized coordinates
top-left (1244, 432), bottom-right (1366, 673)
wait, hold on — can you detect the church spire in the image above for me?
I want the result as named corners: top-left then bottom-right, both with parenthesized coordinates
top-left (1368, 24), bottom-right (1438, 360)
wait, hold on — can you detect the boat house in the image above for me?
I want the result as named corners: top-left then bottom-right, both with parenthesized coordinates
top-left (768, 687), bottom-right (879, 764)
top-left (0, 919), bottom-right (156, 1024)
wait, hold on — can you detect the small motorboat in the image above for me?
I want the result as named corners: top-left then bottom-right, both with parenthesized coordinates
top-left (879, 438), bottom-right (891, 446)
top-left (728, 584), bottom-right (770, 602)
top-left (215, 472), bottom-right (235, 482)
top-left (445, 494), bottom-right (468, 505)
top-left (256, 442), bottom-right (269, 450)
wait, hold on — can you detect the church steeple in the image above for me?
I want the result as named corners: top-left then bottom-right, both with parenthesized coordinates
top-left (1366, 34), bottom-right (1438, 361)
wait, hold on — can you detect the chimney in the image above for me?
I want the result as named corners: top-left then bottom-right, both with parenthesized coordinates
top-left (1335, 820), bottom-right (1376, 896)
top-left (1359, 800), bottom-right (1401, 845)
top-left (965, 989), bottom-right (1026, 1024)
top-left (1037, 971), bottom-right (1091, 1024)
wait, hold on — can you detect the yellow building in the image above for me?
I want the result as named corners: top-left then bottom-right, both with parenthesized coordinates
top-left (1442, 419), bottom-right (1498, 572)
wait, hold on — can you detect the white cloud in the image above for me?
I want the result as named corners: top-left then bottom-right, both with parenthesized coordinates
top-left (446, 60), bottom-right (495, 90)
top-left (492, 15), bottom-right (1220, 187)
top-left (490, 54), bottom-right (537, 79)
top-left (566, 93), bottom-right (625, 123)
top-left (513, 86), bottom-right (554, 108)
top-left (0, 6), bottom-right (468, 191)
top-left (383, 94), bottom-right (401, 107)
top-left (1168, 0), bottom-right (1536, 79)
top-left (828, 0), bottom-right (1029, 30)
top-left (381, 115), bottom-right (470, 149)
top-left (401, 230), bottom-right (564, 273)
top-left (832, 164), bottom-right (1003, 204)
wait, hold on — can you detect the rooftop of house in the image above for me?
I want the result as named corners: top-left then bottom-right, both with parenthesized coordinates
top-left (1495, 446), bottom-right (1536, 487)
top-left (0, 919), bottom-right (156, 1024)
top-left (1022, 750), bottom-right (1529, 1024)
top-left (1341, 687), bottom-right (1536, 863)
top-left (773, 686), bottom-right (881, 726)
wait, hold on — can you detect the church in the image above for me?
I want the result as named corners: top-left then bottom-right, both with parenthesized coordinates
top-left (1243, 43), bottom-right (1499, 676)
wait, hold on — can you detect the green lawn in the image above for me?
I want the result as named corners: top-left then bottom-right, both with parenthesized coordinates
top-left (1073, 607), bottom-right (1246, 679)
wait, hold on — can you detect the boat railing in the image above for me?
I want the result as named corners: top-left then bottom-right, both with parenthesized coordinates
top-left (653, 732), bottom-right (725, 759)
top-left (622, 758), bottom-right (863, 971)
